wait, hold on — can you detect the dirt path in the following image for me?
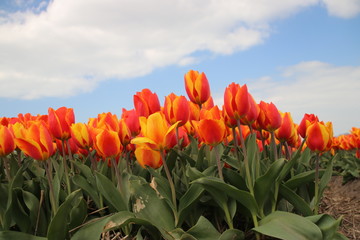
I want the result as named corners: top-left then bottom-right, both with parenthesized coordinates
top-left (320, 176), bottom-right (360, 240)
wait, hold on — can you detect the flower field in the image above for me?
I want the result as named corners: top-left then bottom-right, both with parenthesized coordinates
top-left (0, 70), bottom-right (359, 240)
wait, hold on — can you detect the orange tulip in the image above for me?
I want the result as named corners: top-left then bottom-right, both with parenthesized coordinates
top-left (275, 112), bottom-right (296, 143)
top-left (184, 70), bottom-right (211, 106)
top-left (133, 88), bottom-right (161, 117)
top-left (197, 119), bottom-right (226, 146)
top-left (48, 107), bottom-right (75, 140)
top-left (200, 106), bottom-right (222, 120)
top-left (224, 83), bottom-right (250, 120)
top-left (131, 112), bottom-right (178, 151)
top-left (89, 112), bottom-right (119, 132)
top-left (56, 138), bottom-right (79, 155)
top-left (0, 125), bottom-right (16, 156)
top-left (134, 145), bottom-right (163, 169)
top-left (306, 121), bottom-right (333, 152)
top-left (119, 119), bottom-right (132, 147)
top-left (15, 122), bottom-right (55, 161)
top-left (93, 129), bottom-right (122, 159)
top-left (163, 93), bottom-right (190, 126)
top-left (121, 108), bottom-right (141, 137)
top-left (240, 93), bottom-right (260, 126)
top-left (71, 123), bottom-right (93, 149)
top-left (257, 101), bottom-right (281, 132)
top-left (298, 113), bottom-right (319, 138)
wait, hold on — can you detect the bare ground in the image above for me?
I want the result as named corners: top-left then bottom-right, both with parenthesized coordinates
top-left (320, 176), bottom-right (360, 240)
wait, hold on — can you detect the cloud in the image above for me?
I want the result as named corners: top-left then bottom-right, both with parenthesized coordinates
top-left (246, 61), bottom-right (360, 134)
top-left (0, 0), bottom-right (358, 99)
top-left (321, 0), bottom-right (360, 18)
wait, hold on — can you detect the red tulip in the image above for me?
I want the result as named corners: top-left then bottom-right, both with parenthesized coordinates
top-left (163, 93), bottom-right (190, 126)
top-left (275, 112), bottom-right (296, 143)
top-left (15, 122), bottom-right (55, 161)
top-left (119, 119), bottom-right (132, 147)
top-left (224, 83), bottom-right (250, 120)
top-left (197, 119), bottom-right (226, 146)
top-left (133, 89), bottom-right (161, 117)
top-left (0, 125), bottom-right (15, 156)
top-left (48, 107), bottom-right (75, 140)
top-left (306, 121), bottom-right (333, 152)
top-left (94, 129), bottom-right (122, 159)
top-left (257, 101), bottom-right (281, 132)
top-left (121, 108), bottom-right (141, 137)
top-left (71, 123), bottom-right (93, 149)
top-left (184, 70), bottom-right (211, 106)
top-left (298, 113), bottom-right (319, 138)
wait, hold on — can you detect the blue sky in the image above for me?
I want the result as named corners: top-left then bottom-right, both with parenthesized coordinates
top-left (0, 0), bottom-right (359, 135)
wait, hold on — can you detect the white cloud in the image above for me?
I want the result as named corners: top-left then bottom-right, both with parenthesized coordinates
top-left (0, 0), bottom-right (358, 99)
top-left (321, 0), bottom-right (360, 18)
top-left (247, 61), bottom-right (360, 135)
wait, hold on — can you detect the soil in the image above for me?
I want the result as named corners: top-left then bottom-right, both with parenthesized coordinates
top-left (320, 176), bottom-right (360, 240)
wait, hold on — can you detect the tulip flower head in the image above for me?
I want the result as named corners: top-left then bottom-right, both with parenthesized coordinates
top-left (306, 121), bottom-right (333, 153)
top-left (224, 83), bottom-right (250, 120)
top-left (93, 128), bottom-right (122, 159)
top-left (134, 89), bottom-right (161, 117)
top-left (163, 93), bottom-right (190, 126)
top-left (48, 107), bottom-right (75, 140)
top-left (71, 122), bottom-right (93, 150)
top-left (298, 113), bottom-right (319, 138)
top-left (121, 108), bottom-right (141, 137)
top-left (0, 125), bottom-right (16, 156)
top-left (257, 101), bottom-right (281, 132)
top-left (184, 70), bottom-right (211, 106)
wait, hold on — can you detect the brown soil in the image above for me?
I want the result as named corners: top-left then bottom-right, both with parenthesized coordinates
top-left (320, 176), bottom-right (360, 240)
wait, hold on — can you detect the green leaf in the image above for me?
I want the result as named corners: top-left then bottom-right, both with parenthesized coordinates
top-left (0, 231), bottom-right (47, 240)
top-left (47, 189), bottom-right (82, 240)
top-left (95, 172), bottom-right (127, 212)
top-left (71, 211), bottom-right (160, 240)
top-left (22, 190), bottom-right (40, 227)
top-left (285, 169), bottom-right (325, 190)
top-left (130, 178), bottom-right (175, 232)
top-left (253, 211), bottom-right (323, 240)
top-left (72, 175), bottom-right (101, 208)
top-left (319, 154), bottom-right (337, 198)
top-left (186, 216), bottom-right (221, 240)
top-left (72, 161), bottom-right (96, 186)
top-left (306, 214), bottom-right (344, 240)
top-left (192, 177), bottom-right (259, 217)
top-left (246, 133), bottom-right (260, 181)
top-left (279, 184), bottom-right (313, 216)
top-left (254, 158), bottom-right (285, 209)
top-left (178, 184), bottom-right (204, 226)
top-left (223, 168), bottom-right (248, 191)
top-left (218, 229), bottom-right (245, 240)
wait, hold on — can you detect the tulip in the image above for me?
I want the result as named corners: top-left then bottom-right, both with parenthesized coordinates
top-left (94, 129), bottom-right (122, 159)
top-left (298, 113), bottom-right (319, 139)
top-left (121, 108), bottom-right (141, 137)
top-left (71, 123), bottom-right (93, 150)
top-left (306, 121), bottom-right (333, 152)
top-left (200, 106), bottom-right (222, 120)
top-left (133, 89), bottom-right (161, 117)
top-left (48, 107), bottom-right (75, 140)
top-left (184, 70), bottom-right (211, 106)
top-left (240, 93), bottom-right (260, 126)
top-left (197, 119), bottom-right (226, 146)
top-left (15, 122), bottom-right (55, 161)
top-left (90, 112), bottom-right (119, 132)
top-left (119, 119), bottom-right (132, 147)
top-left (257, 101), bottom-right (281, 132)
top-left (56, 138), bottom-right (79, 155)
top-left (134, 145), bottom-right (163, 169)
top-left (0, 125), bottom-right (15, 156)
top-left (275, 112), bottom-right (296, 143)
top-left (224, 83), bottom-right (250, 120)
top-left (0, 117), bottom-right (9, 127)
top-left (163, 93), bottom-right (190, 126)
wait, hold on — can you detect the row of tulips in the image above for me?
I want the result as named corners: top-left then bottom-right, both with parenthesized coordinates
top-left (0, 70), bottom-right (354, 240)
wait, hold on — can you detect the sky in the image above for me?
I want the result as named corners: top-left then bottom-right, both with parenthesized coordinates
top-left (0, 0), bottom-right (359, 135)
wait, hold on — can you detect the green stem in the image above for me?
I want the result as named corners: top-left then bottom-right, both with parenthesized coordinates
top-left (214, 144), bottom-right (223, 180)
top-left (66, 140), bottom-right (74, 173)
top-left (160, 150), bottom-right (178, 225)
top-left (2, 156), bottom-right (11, 183)
top-left (44, 160), bottom-right (57, 216)
top-left (231, 127), bottom-right (240, 165)
top-left (61, 140), bottom-right (71, 195)
top-left (270, 131), bottom-right (278, 161)
top-left (236, 120), bottom-right (254, 195)
top-left (314, 153), bottom-right (320, 214)
top-left (111, 157), bottom-right (122, 194)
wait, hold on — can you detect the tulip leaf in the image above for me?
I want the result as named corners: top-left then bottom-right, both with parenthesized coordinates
top-left (192, 177), bottom-right (259, 217)
top-left (285, 169), bottom-right (325, 190)
top-left (253, 211), bottom-right (323, 240)
top-left (279, 184), bottom-right (313, 216)
top-left (47, 189), bottom-right (82, 240)
top-left (71, 211), bottom-right (160, 240)
top-left (72, 175), bottom-right (101, 208)
top-left (319, 154), bottom-right (337, 199)
top-left (246, 133), bottom-right (260, 181)
top-left (178, 184), bottom-right (204, 226)
top-left (218, 229), bottom-right (245, 240)
top-left (254, 158), bottom-right (285, 210)
top-left (306, 214), bottom-right (344, 240)
top-left (130, 178), bottom-right (175, 233)
top-left (72, 161), bottom-right (96, 186)
top-left (21, 189), bottom-right (40, 227)
top-left (0, 231), bottom-right (47, 240)
top-left (186, 216), bottom-right (221, 240)
top-left (95, 172), bottom-right (128, 212)
top-left (223, 168), bottom-right (248, 191)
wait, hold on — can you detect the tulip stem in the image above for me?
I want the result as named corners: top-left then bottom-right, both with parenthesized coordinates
top-left (111, 157), bottom-right (123, 194)
top-left (2, 156), bottom-right (11, 183)
top-left (214, 144), bottom-right (223, 180)
top-left (231, 127), bottom-right (240, 165)
top-left (44, 160), bottom-right (57, 216)
top-left (270, 131), bottom-right (278, 161)
top-left (66, 140), bottom-right (74, 174)
top-left (61, 140), bottom-right (71, 195)
top-left (237, 120), bottom-right (254, 195)
top-left (314, 153), bottom-right (320, 214)
top-left (161, 151), bottom-right (178, 225)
